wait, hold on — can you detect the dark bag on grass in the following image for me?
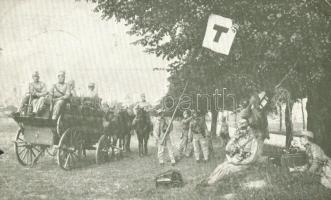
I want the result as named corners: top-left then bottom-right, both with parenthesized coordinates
top-left (155, 170), bottom-right (184, 188)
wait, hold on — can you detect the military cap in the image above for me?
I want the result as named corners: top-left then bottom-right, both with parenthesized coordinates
top-left (32, 71), bottom-right (40, 77)
top-left (299, 130), bottom-right (314, 138)
top-left (57, 71), bottom-right (65, 76)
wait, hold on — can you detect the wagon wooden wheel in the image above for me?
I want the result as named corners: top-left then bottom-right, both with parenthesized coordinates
top-left (14, 128), bottom-right (42, 167)
top-left (56, 114), bottom-right (65, 137)
top-left (57, 128), bottom-right (84, 170)
top-left (96, 135), bottom-right (113, 164)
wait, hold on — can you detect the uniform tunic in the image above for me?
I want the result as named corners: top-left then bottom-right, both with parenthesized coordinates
top-left (154, 116), bottom-right (175, 164)
top-left (207, 127), bottom-right (260, 185)
top-left (20, 81), bottom-right (47, 114)
top-left (220, 122), bottom-right (230, 145)
top-left (304, 142), bottom-right (331, 189)
top-left (49, 83), bottom-right (70, 120)
top-left (189, 116), bottom-right (209, 161)
top-left (85, 89), bottom-right (98, 98)
top-left (178, 117), bottom-right (193, 157)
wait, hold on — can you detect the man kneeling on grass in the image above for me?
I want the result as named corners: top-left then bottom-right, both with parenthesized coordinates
top-left (290, 130), bottom-right (331, 189)
top-left (201, 119), bottom-right (261, 185)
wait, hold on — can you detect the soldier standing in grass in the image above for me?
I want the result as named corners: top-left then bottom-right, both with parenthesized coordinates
top-left (178, 110), bottom-right (193, 158)
top-left (189, 110), bottom-right (209, 163)
top-left (240, 93), bottom-right (269, 161)
top-left (219, 116), bottom-right (230, 146)
top-left (154, 109), bottom-right (176, 166)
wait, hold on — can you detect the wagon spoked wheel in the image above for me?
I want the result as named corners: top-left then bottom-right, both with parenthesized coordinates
top-left (56, 114), bottom-right (65, 137)
top-left (14, 129), bottom-right (41, 167)
top-left (96, 135), bottom-right (112, 164)
top-left (57, 128), bottom-right (83, 170)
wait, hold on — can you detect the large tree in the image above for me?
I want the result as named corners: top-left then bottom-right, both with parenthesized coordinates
top-left (93, 0), bottom-right (331, 154)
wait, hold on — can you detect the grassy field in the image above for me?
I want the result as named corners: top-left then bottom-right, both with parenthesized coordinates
top-left (0, 118), bottom-right (330, 200)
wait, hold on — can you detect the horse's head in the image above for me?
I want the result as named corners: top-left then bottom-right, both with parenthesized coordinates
top-left (135, 107), bottom-right (146, 119)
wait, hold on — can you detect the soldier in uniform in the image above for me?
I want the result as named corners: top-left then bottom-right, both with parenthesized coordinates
top-left (219, 116), bottom-right (230, 146)
top-left (189, 110), bottom-right (209, 163)
top-left (202, 119), bottom-right (260, 186)
top-left (240, 93), bottom-right (269, 161)
top-left (18, 71), bottom-right (48, 115)
top-left (154, 109), bottom-right (176, 166)
top-left (134, 93), bottom-right (153, 132)
top-left (49, 71), bottom-right (70, 120)
top-left (291, 131), bottom-right (331, 189)
top-left (68, 80), bottom-right (77, 97)
top-left (135, 93), bottom-right (152, 111)
top-left (178, 110), bottom-right (193, 158)
top-left (86, 82), bottom-right (98, 98)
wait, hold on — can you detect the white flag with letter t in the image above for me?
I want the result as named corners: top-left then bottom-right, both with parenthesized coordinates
top-left (202, 14), bottom-right (237, 55)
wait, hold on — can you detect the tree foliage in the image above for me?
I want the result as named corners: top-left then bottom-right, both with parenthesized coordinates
top-left (93, 0), bottom-right (331, 149)
top-left (94, 0), bottom-right (329, 100)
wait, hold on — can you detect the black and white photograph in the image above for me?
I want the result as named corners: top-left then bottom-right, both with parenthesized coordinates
top-left (0, 0), bottom-right (330, 199)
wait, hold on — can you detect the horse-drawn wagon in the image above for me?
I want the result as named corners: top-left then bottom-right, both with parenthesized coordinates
top-left (11, 96), bottom-right (119, 170)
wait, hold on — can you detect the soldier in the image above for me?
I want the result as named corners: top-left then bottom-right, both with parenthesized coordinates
top-left (240, 93), bottom-right (269, 140)
top-left (154, 109), bottom-right (176, 166)
top-left (68, 80), bottom-right (77, 97)
top-left (134, 93), bottom-right (152, 113)
top-left (202, 119), bottom-right (260, 186)
top-left (291, 131), bottom-right (331, 189)
top-left (189, 110), bottom-right (209, 163)
top-left (134, 93), bottom-right (153, 131)
top-left (219, 116), bottom-right (230, 146)
top-left (86, 82), bottom-right (98, 98)
top-left (178, 110), bottom-right (193, 158)
top-left (18, 71), bottom-right (48, 115)
top-left (240, 93), bottom-right (269, 161)
top-left (49, 71), bottom-right (70, 120)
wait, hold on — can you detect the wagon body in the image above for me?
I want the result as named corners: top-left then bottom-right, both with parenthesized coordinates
top-left (12, 116), bottom-right (56, 146)
top-left (11, 96), bottom-right (113, 170)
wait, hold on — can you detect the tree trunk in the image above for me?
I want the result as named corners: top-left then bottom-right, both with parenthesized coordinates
top-left (306, 84), bottom-right (331, 156)
top-left (285, 102), bottom-right (294, 148)
top-left (210, 110), bottom-right (218, 138)
top-left (279, 104), bottom-right (282, 132)
top-left (301, 98), bottom-right (306, 130)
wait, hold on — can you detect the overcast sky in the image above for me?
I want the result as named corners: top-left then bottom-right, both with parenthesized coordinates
top-left (0, 0), bottom-right (169, 106)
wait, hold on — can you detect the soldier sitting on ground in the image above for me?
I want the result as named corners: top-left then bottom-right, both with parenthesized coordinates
top-left (200, 119), bottom-right (260, 186)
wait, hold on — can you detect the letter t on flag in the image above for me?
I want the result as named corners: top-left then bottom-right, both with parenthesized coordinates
top-left (202, 14), bottom-right (237, 55)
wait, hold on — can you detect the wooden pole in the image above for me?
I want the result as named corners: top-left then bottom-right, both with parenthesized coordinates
top-left (160, 81), bottom-right (189, 145)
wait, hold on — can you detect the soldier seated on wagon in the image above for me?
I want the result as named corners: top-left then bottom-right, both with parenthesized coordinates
top-left (18, 71), bottom-right (48, 116)
top-left (49, 71), bottom-right (71, 120)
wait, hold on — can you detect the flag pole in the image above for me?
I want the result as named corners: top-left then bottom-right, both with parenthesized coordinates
top-left (160, 80), bottom-right (189, 145)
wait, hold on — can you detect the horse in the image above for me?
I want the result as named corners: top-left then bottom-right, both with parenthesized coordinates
top-left (117, 108), bottom-right (133, 152)
top-left (123, 107), bottom-right (135, 152)
top-left (102, 108), bottom-right (129, 159)
top-left (132, 107), bottom-right (152, 157)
